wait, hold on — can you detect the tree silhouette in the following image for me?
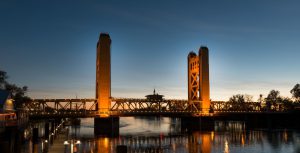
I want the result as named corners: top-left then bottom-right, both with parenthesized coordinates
top-left (0, 70), bottom-right (8, 89)
top-left (265, 90), bottom-right (281, 110)
top-left (229, 94), bottom-right (245, 103)
top-left (244, 94), bottom-right (253, 102)
top-left (228, 94), bottom-right (246, 110)
top-left (281, 97), bottom-right (294, 110)
top-left (290, 84), bottom-right (300, 102)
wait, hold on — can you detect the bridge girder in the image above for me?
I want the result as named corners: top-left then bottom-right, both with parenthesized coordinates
top-left (25, 98), bottom-right (286, 118)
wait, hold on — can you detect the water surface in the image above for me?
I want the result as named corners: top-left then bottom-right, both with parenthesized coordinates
top-left (1, 117), bottom-right (300, 153)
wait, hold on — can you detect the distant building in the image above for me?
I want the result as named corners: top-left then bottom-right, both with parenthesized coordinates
top-left (145, 89), bottom-right (164, 102)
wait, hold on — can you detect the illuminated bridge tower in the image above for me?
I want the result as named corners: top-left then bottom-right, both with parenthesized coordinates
top-left (188, 46), bottom-right (210, 114)
top-left (95, 33), bottom-right (119, 136)
top-left (96, 33), bottom-right (111, 115)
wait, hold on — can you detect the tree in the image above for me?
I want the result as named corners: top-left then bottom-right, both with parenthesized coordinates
top-left (0, 70), bottom-right (31, 109)
top-left (290, 84), bottom-right (300, 102)
top-left (0, 70), bottom-right (8, 89)
top-left (281, 97), bottom-right (294, 110)
top-left (229, 94), bottom-right (246, 110)
top-left (244, 94), bottom-right (253, 102)
top-left (229, 94), bottom-right (245, 103)
top-left (265, 90), bottom-right (282, 110)
top-left (266, 90), bottom-right (281, 102)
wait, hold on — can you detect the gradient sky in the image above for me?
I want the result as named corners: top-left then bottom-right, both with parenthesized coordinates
top-left (1, 1), bottom-right (299, 101)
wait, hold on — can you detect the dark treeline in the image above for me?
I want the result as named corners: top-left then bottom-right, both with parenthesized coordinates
top-left (228, 84), bottom-right (300, 111)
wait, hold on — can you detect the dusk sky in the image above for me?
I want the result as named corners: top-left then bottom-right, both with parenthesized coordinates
top-left (1, 1), bottom-right (299, 101)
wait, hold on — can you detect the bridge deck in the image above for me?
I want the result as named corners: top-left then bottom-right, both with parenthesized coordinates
top-left (25, 98), bottom-right (291, 118)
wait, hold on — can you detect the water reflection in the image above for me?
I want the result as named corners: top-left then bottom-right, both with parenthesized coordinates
top-left (1, 117), bottom-right (300, 153)
top-left (66, 117), bottom-right (299, 153)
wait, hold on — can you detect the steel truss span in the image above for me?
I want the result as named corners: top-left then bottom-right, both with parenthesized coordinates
top-left (24, 98), bottom-right (284, 118)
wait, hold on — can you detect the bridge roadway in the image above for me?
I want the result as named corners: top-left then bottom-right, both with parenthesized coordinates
top-left (25, 98), bottom-right (277, 118)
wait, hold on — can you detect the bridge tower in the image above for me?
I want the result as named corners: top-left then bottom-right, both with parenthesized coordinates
top-left (96, 33), bottom-right (111, 116)
top-left (95, 33), bottom-right (119, 136)
top-left (188, 46), bottom-right (210, 114)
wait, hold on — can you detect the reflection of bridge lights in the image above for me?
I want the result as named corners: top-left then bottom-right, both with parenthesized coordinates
top-left (104, 137), bottom-right (109, 148)
top-left (172, 143), bottom-right (176, 151)
top-left (64, 139), bottom-right (81, 153)
top-left (224, 140), bottom-right (229, 153)
top-left (283, 130), bottom-right (288, 142)
top-left (211, 131), bottom-right (214, 141)
top-left (241, 134), bottom-right (245, 146)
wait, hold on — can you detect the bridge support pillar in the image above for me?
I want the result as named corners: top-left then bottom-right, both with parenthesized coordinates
top-left (94, 117), bottom-right (119, 137)
top-left (181, 116), bottom-right (214, 132)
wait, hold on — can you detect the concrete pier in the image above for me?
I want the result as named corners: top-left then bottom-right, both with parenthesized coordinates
top-left (94, 117), bottom-right (119, 137)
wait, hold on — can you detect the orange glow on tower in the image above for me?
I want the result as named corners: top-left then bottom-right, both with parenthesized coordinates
top-left (96, 33), bottom-right (111, 116)
top-left (188, 46), bottom-right (210, 114)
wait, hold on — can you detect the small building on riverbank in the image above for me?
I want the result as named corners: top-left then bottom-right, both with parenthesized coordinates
top-left (0, 90), bottom-right (17, 128)
top-left (0, 89), bottom-right (15, 113)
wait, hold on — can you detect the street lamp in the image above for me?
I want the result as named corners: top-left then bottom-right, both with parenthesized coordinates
top-left (64, 139), bottom-right (81, 153)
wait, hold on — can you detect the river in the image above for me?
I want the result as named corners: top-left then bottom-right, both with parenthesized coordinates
top-left (1, 117), bottom-right (300, 153)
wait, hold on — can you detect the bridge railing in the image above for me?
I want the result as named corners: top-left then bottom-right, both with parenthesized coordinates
top-left (23, 98), bottom-right (98, 112)
top-left (28, 110), bottom-right (99, 118)
top-left (211, 101), bottom-right (262, 112)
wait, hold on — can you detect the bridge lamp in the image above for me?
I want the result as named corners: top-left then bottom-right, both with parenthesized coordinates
top-left (64, 139), bottom-right (81, 153)
top-left (100, 113), bottom-right (109, 118)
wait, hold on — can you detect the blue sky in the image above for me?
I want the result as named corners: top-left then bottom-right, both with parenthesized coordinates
top-left (0, 1), bottom-right (299, 100)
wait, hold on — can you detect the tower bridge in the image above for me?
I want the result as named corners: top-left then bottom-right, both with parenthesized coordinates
top-left (25, 33), bottom-right (300, 135)
top-left (93, 33), bottom-right (212, 116)
top-left (26, 33), bottom-right (211, 117)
